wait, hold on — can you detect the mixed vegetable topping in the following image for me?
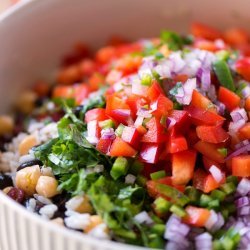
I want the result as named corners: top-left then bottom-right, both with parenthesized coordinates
top-left (2, 23), bottom-right (250, 249)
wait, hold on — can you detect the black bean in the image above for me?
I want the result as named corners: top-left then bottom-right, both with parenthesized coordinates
top-left (7, 187), bottom-right (25, 203)
top-left (34, 201), bottom-right (45, 213)
top-left (52, 193), bottom-right (69, 212)
top-left (0, 174), bottom-right (13, 189)
top-left (34, 98), bottom-right (45, 107)
top-left (17, 159), bottom-right (43, 172)
top-left (73, 105), bottom-right (84, 117)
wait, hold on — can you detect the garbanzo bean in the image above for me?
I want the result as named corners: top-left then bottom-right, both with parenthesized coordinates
top-left (0, 115), bottom-right (14, 136)
top-left (36, 176), bottom-right (59, 198)
top-left (84, 215), bottom-right (103, 233)
top-left (18, 135), bottom-right (38, 156)
top-left (15, 91), bottom-right (37, 114)
top-left (15, 165), bottom-right (41, 196)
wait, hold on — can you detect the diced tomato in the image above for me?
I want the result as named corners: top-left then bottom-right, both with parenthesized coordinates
top-left (237, 44), bottom-right (250, 57)
top-left (185, 105), bottom-right (225, 126)
top-left (218, 86), bottom-right (240, 112)
top-left (151, 94), bottom-right (173, 118)
top-left (147, 177), bottom-right (185, 198)
top-left (88, 73), bottom-right (105, 91)
top-left (223, 28), bottom-right (249, 46)
top-left (85, 108), bottom-right (108, 123)
top-left (140, 143), bottom-right (161, 164)
top-left (193, 169), bottom-right (222, 193)
top-left (167, 136), bottom-right (188, 154)
top-left (109, 137), bottom-right (137, 157)
top-left (115, 55), bottom-right (142, 75)
top-left (191, 22), bottom-right (222, 40)
top-left (147, 81), bottom-right (164, 102)
top-left (194, 141), bottom-right (225, 163)
top-left (232, 155), bottom-right (250, 177)
top-left (53, 85), bottom-right (74, 99)
top-left (235, 58), bottom-right (250, 81)
top-left (73, 84), bottom-right (90, 104)
top-left (79, 59), bottom-right (96, 77)
top-left (172, 150), bottom-right (197, 185)
top-left (183, 206), bottom-right (210, 227)
top-left (105, 70), bottom-right (123, 85)
top-left (196, 125), bottom-right (229, 144)
top-left (245, 97), bottom-right (250, 111)
top-left (126, 94), bottom-right (148, 119)
top-left (191, 90), bottom-right (217, 113)
top-left (194, 39), bottom-right (217, 52)
top-left (173, 74), bottom-right (189, 83)
top-left (141, 117), bottom-right (165, 143)
top-left (96, 46), bottom-right (116, 64)
top-left (116, 43), bottom-right (142, 57)
top-left (168, 110), bottom-right (190, 133)
top-left (96, 138), bottom-right (113, 154)
top-left (33, 81), bottom-right (50, 97)
top-left (239, 123), bottom-right (250, 140)
top-left (121, 126), bottom-right (141, 149)
top-left (57, 65), bottom-right (81, 85)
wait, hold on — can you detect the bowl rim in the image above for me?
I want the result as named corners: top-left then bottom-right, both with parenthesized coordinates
top-left (0, 1), bottom-right (149, 249)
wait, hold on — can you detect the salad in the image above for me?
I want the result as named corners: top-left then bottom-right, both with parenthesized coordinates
top-left (1, 22), bottom-right (250, 249)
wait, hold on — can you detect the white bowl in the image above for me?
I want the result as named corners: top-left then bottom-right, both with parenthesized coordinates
top-left (0, 0), bottom-right (250, 249)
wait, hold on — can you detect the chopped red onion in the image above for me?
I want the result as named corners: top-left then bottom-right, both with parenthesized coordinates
top-left (134, 211), bottom-right (154, 225)
top-left (137, 108), bottom-right (152, 118)
top-left (209, 165), bottom-right (224, 183)
top-left (174, 78), bottom-right (197, 105)
top-left (229, 119), bottom-right (247, 136)
top-left (225, 142), bottom-right (250, 161)
top-left (235, 140), bottom-right (250, 150)
top-left (165, 241), bottom-right (189, 250)
top-left (195, 232), bottom-right (212, 250)
top-left (132, 80), bottom-right (149, 96)
top-left (201, 68), bottom-right (211, 91)
top-left (207, 85), bottom-right (217, 102)
top-left (237, 178), bottom-right (250, 197)
top-left (242, 85), bottom-right (250, 98)
top-left (238, 206), bottom-right (250, 216)
top-left (154, 61), bottom-right (172, 79)
top-left (86, 120), bottom-right (99, 144)
top-left (134, 116), bottom-right (144, 127)
top-left (236, 197), bottom-right (250, 208)
top-left (239, 227), bottom-right (250, 236)
top-left (169, 52), bottom-right (186, 74)
top-left (205, 210), bottom-right (224, 232)
top-left (125, 174), bottom-right (136, 184)
top-left (214, 39), bottom-right (226, 50)
top-left (166, 117), bottom-right (176, 130)
top-left (231, 108), bottom-right (248, 122)
top-left (215, 101), bottom-right (226, 115)
top-left (101, 128), bottom-right (116, 140)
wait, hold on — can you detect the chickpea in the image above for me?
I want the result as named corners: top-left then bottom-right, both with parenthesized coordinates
top-left (15, 165), bottom-right (41, 196)
top-left (2, 186), bottom-right (13, 194)
top-left (36, 176), bottom-right (59, 198)
top-left (15, 91), bottom-right (37, 114)
top-left (0, 115), bottom-right (14, 136)
top-left (40, 166), bottom-right (54, 177)
top-left (18, 135), bottom-right (38, 156)
top-left (65, 195), bottom-right (93, 214)
top-left (84, 215), bottom-right (103, 233)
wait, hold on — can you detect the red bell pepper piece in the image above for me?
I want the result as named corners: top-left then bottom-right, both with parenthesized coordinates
top-left (183, 206), bottom-right (210, 227)
top-left (239, 122), bottom-right (250, 140)
top-left (191, 90), bottom-right (217, 113)
top-left (167, 136), bottom-right (188, 154)
top-left (109, 137), bottom-right (137, 157)
top-left (232, 155), bottom-right (250, 177)
top-left (126, 94), bottom-right (148, 119)
top-left (168, 110), bottom-right (190, 133)
top-left (191, 22), bottom-right (222, 40)
top-left (121, 126), bottom-right (141, 149)
top-left (193, 169), bottom-right (222, 193)
top-left (96, 138), bottom-right (113, 154)
top-left (151, 94), bottom-right (173, 118)
top-left (223, 28), bottom-right (249, 46)
top-left (196, 125), bottom-right (229, 144)
top-left (235, 57), bottom-right (250, 81)
top-left (146, 81), bottom-right (164, 102)
top-left (140, 143), bottom-right (161, 164)
top-left (85, 108), bottom-right (108, 123)
top-left (171, 150), bottom-right (197, 185)
top-left (185, 105), bottom-right (225, 126)
top-left (194, 141), bottom-right (225, 163)
top-left (141, 117), bottom-right (165, 143)
top-left (218, 86), bottom-right (240, 112)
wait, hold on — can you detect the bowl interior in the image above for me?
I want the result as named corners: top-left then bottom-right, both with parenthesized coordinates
top-left (0, 0), bottom-right (250, 113)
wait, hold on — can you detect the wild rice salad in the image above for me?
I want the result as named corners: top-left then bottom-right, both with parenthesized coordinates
top-left (2, 23), bottom-right (250, 249)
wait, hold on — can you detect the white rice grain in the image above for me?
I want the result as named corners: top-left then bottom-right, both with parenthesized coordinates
top-left (39, 204), bottom-right (58, 219)
top-left (64, 213), bottom-right (91, 230)
top-left (88, 223), bottom-right (110, 240)
top-left (34, 194), bottom-right (52, 205)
